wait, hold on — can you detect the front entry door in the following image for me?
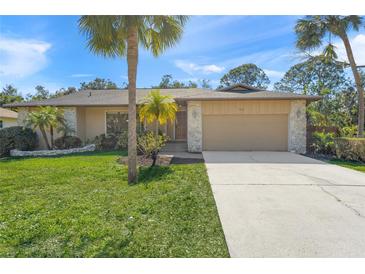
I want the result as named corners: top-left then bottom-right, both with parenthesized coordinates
top-left (175, 111), bottom-right (187, 140)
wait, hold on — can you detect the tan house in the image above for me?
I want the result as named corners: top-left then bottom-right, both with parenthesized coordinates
top-left (5, 84), bottom-right (320, 153)
top-left (0, 107), bottom-right (18, 129)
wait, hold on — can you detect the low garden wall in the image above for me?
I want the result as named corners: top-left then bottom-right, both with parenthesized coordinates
top-left (10, 144), bottom-right (96, 157)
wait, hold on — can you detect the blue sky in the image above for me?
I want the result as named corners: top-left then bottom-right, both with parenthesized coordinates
top-left (1, 15), bottom-right (364, 96)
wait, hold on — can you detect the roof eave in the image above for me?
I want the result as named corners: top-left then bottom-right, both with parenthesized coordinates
top-left (180, 96), bottom-right (322, 102)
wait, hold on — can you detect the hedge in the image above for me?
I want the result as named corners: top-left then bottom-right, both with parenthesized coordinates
top-left (334, 137), bottom-right (365, 162)
top-left (0, 126), bottom-right (37, 157)
top-left (54, 136), bottom-right (82, 149)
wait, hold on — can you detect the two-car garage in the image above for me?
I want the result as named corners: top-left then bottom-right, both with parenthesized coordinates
top-left (201, 100), bottom-right (290, 151)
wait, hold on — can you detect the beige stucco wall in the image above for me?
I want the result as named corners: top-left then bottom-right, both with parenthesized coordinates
top-left (16, 106), bottom-right (172, 147)
top-left (76, 107), bottom-right (86, 141)
top-left (15, 99), bottom-right (307, 153)
top-left (202, 100), bottom-right (290, 115)
top-left (83, 107), bottom-right (128, 141)
top-left (0, 117), bottom-right (18, 128)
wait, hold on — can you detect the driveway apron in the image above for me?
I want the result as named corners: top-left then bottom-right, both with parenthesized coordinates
top-left (203, 151), bottom-right (365, 257)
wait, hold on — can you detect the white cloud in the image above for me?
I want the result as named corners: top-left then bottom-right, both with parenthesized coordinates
top-left (174, 60), bottom-right (225, 75)
top-left (334, 34), bottom-right (365, 66)
top-left (311, 34), bottom-right (365, 66)
top-left (0, 36), bottom-right (51, 78)
top-left (221, 48), bottom-right (299, 69)
top-left (263, 69), bottom-right (285, 79)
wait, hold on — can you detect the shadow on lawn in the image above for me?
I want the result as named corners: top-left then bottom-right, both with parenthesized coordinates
top-left (135, 166), bottom-right (174, 186)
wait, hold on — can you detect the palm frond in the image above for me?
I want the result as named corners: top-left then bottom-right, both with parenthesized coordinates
top-left (79, 15), bottom-right (189, 58)
top-left (295, 16), bottom-right (327, 50)
top-left (139, 89), bottom-right (178, 126)
top-left (322, 43), bottom-right (338, 61)
top-left (141, 16), bottom-right (189, 57)
top-left (78, 16), bottom-right (127, 58)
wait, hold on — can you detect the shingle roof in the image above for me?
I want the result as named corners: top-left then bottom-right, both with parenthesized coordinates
top-left (0, 107), bottom-right (18, 118)
top-left (4, 87), bottom-right (321, 108)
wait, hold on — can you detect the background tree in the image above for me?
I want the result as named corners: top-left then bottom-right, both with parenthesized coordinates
top-left (274, 56), bottom-right (352, 95)
top-left (0, 85), bottom-right (23, 106)
top-left (200, 79), bottom-right (212, 89)
top-left (53, 87), bottom-right (78, 98)
top-left (80, 78), bottom-right (118, 90)
top-left (27, 85), bottom-right (51, 101)
top-left (79, 15), bottom-right (188, 183)
top-left (153, 74), bottom-right (198, 88)
top-left (219, 63), bottom-right (270, 89)
top-left (274, 56), bottom-right (356, 128)
top-left (295, 15), bottom-right (364, 137)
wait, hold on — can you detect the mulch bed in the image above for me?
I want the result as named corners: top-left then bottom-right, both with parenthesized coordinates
top-left (171, 157), bottom-right (205, 164)
top-left (304, 153), bottom-right (336, 162)
top-left (117, 155), bottom-right (173, 167)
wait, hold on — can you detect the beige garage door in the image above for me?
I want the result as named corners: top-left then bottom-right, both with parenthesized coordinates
top-left (203, 114), bottom-right (288, 151)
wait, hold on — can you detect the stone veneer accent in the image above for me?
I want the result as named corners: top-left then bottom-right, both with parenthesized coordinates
top-left (17, 107), bottom-right (29, 126)
top-left (63, 107), bottom-right (77, 135)
top-left (288, 100), bottom-right (307, 154)
top-left (10, 144), bottom-right (96, 157)
top-left (187, 101), bottom-right (202, 152)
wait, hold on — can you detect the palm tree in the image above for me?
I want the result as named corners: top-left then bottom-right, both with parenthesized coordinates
top-left (79, 16), bottom-right (188, 183)
top-left (295, 15), bottom-right (364, 137)
top-left (26, 106), bottom-right (64, 150)
top-left (139, 89), bottom-right (178, 136)
top-left (46, 107), bottom-right (66, 149)
top-left (139, 89), bottom-right (178, 167)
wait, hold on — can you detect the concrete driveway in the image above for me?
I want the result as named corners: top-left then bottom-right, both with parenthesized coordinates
top-left (203, 151), bottom-right (365, 257)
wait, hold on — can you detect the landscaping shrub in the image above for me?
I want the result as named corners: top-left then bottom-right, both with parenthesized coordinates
top-left (334, 137), bottom-right (365, 162)
top-left (92, 134), bottom-right (118, 150)
top-left (54, 136), bottom-right (82, 149)
top-left (0, 126), bottom-right (37, 157)
top-left (137, 131), bottom-right (168, 166)
top-left (339, 125), bottom-right (357, 137)
top-left (310, 131), bottom-right (335, 155)
top-left (116, 130), bottom-right (128, 150)
top-left (91, 130), bottom-right (144, 151)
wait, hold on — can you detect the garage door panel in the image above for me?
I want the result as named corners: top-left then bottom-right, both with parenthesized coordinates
top-left (203, 114), bottom-right (288, 151)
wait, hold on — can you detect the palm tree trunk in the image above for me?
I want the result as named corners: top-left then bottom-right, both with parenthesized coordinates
top-left (340, 33), bottom-right (364, 137)
top-left (155, 120), bottom-right (159, 137)
top-left (127, 25), bottom-right (138, 183)
top-left (40, 126), bottom-right (51, 150)
top-left (151, 120), bottom-right (159, 167)
top-left (50, 125), bottom-right (54, 149)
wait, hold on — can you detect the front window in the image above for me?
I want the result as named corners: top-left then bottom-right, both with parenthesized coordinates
top-left (106, 112), bottom-right (128, 135)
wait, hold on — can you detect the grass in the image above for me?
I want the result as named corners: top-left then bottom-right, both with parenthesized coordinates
top-left (0, 151), bottom-right (228, 258)
top-left (329, 159), bottom-right (365, 173)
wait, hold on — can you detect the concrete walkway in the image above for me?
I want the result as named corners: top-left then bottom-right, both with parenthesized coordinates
top-left (203, 151), bottom-right (365, 257)
top-left (160, 141), bottom-right (203, 160)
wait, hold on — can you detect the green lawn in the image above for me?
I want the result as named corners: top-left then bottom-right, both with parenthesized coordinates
top-left (329, 159), bottom-right (365, 173)
top-left (0, 151), bottom-right (228, 257)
